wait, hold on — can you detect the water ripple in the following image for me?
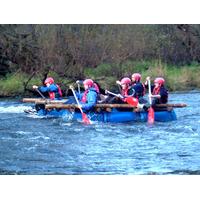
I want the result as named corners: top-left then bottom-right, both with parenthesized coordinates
top-left (1, 92), bottom-right (200, 174)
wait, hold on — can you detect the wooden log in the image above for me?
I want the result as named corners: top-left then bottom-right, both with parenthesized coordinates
top-left (22, 98), bottom-right (44, 103)
top-left (35, 99), bottom-right (68, 104)
top-left (22, 98), bottom-right (67, 104)
top-left (154, 103), bottom-right (187, 108)
top-left (45, 103), bottom-right (187, 110)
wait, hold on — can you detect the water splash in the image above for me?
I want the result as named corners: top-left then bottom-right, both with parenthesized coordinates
top-left (0, 105), bottom-right (32, 113)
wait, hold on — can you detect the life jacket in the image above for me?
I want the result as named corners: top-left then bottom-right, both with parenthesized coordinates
top-left (152, 86), bottom-right (168, 104)
top-left (56, 84), bottom-right (63, 97)
top-left (152, 86), bottom-right (160, 95)
top-left (122, 88), bottom-right (129, 96)
top-left (121, 87), bottom-right (134, 102)
top-left (49, 92), bottom-right (55, 100)
top-left (93, 83), bottom-right (100, 94)
top-left (48, 84), bottom-right (62, 100)
top-left (81, 90), bottom-right (89, 103)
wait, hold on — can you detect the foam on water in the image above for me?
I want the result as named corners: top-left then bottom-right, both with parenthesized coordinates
top-left (0, 105), bottom-right (32, 113)
top-left (1, 92), bottom-right (200, 174)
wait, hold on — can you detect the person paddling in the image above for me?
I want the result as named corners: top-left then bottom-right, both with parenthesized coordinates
top-left (69, 79), bottom-right (98, 112)
top-left (107, 77), bottom-right (149, 110)
top-left (145, 77), bottom-right (168, 105)
top-left (131, 73), bottom-right (146, 103)
top-left (32, 77), bottom-right (62, 100)
top-left (76, 79), bottom-right (107, 103)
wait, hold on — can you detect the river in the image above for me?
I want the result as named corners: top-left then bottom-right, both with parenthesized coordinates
top-left (0, 91), bottom-right (200, 175)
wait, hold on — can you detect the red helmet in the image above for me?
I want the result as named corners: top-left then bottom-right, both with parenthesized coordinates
top-left (154, 77), bottom-right (165, 86)
top-left (44, 77), bottom-right (54, 85)
top-left (132, 73), bottom-right (141, 82)
top-left (83, 79), bottom-right (94, 87)
top-left (120, 77), bottom-right (131, 85)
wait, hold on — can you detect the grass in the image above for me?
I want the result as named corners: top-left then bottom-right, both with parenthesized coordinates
top-left (85, 60), bottom-right (200, 91)
top-left (1, 60), bottom-right (200, 97)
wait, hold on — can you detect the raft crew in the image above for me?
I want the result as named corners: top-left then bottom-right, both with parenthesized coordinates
top-left (145, 76), bottom-right (168, 105)
top-left (32, 77), bottom-right (62, 100)
top-left (107, 77), bottom-right (149, 110)
top-left (131, 73), bottom-right (146, 103)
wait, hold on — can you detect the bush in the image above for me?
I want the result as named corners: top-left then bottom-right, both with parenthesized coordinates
top-left (0, 73), bottom-right (25, 96)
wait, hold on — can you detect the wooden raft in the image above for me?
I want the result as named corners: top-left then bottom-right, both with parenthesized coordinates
top-left (45, 103), bottom-right (187, 109)
top-left (22, 98), bottom-right (67, 104)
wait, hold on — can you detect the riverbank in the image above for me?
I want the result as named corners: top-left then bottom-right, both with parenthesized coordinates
top-left (1, 61), bottom-right (200, 97)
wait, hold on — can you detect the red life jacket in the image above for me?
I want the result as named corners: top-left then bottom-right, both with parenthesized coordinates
top-left (121, 88), bottom-right (129, 102)
top-left (56, 84), bottom-right (63, 97)
top-left (81, 90), bottom-right (89, 103)
top-left (48, 84), bottom-right (62, 100)
top-left (152, 86), bottom-right (161, 95)
top-left (122, 88), bottom-right (129, 96)
top-left (49, 92), bottom-right (55, 100)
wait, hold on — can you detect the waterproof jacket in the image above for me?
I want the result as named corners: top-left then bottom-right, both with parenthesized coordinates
top-left (121, 86), bottom-right (135, 97)
top-left (132, 82), bottom-right (145, 98)
top-left (151, 85), bottom-right (168, 104)
top-left (39, 84), bottom-right (62, 100)
top-left (76, 87), bottom-right (98, 111)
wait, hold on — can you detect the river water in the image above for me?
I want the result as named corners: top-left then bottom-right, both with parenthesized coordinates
top-left (0, 91), bottom-right (200, 175)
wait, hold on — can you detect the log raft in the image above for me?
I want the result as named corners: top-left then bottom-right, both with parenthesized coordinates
top-left (22, 98), bottom-right (68, 104)
top-left (22, 98), bottom-right (187, 110)
top-left (45, 103), bottom-right (187, 109)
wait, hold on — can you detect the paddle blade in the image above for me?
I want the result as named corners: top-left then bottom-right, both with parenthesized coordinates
top-left (82, 113), bottom-right (91, 124)
top-left (126, 97), bottom-right (138, 107)
top-left (148, 106), bottom-right (155, 124)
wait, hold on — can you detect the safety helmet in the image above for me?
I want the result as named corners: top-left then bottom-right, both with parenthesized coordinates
top-left (132, 73), bottom-right (141, 82)
top-left (83, 79), bottom-right (94, 87)
top-left (44, 77), bottom-right (54, 85)
top-left (120, 77), bottom-right (131, 85)
top-left (154, 77), bottom-right (165, 86)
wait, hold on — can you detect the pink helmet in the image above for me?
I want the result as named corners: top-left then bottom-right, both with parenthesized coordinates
top-left (132, 73), bottom-right (141, 82)
top-left (154, 77), bottom-right (165, 86)
top-left (44, 77), bottom-right (54, 85)
top-left (120, 77), bottom-right (131, 85)
top-left (83, 79), bottom-right (94, 87)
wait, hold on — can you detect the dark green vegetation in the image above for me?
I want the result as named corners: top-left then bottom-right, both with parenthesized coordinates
top-left (0, 24), bottom-right (200, 97)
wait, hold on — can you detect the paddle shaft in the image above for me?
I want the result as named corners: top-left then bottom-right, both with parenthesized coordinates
top-left (106, 90), bottom-right (120, 97)
top-left (148, 79), bottom-right (152, 105)
top-left (70, 88), bottom-right (84, 114)
top-left (36, 88), bottom-right (46, 99)
top-left (77, 83), bottom-right (81, 94)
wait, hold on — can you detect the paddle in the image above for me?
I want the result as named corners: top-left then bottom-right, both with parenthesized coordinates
top-left (148, 79), bottom-right (155, 124)
top-left (70, 86), bottom-right (91, 125)
top-left (116, 80), bottom-right (122, 93)
top-left (105, 90), bottom-right (138, 107)
top-left (35, 88), bottom-right (46, 99)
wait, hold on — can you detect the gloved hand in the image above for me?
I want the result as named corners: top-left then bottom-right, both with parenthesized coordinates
top-left (32, 85), bottom-right (38, 89)
top-left (146, 76), bottom-right (151, 81)
top-left (116, 80), bottom-right (121, 85)
top-left (69, 85), bottom-right (74, 90)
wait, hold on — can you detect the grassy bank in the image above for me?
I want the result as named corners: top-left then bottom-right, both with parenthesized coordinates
top-left (85, 60), bottom-right (200, 91)
top-left (1, 61), bottom-right (200, 97)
